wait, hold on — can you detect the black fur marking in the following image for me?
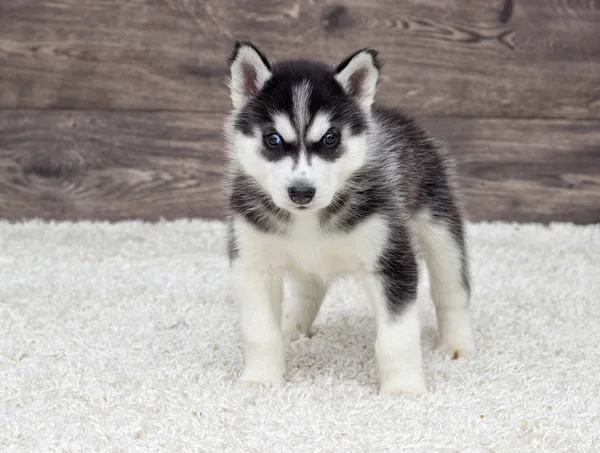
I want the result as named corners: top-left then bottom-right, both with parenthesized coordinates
top-left (229, 172), bottom-right (290, 234)
top-left (306, 133), bottom-right (343, 162)
top-left (319, 166), bottom-right (390, 232)
top-left (260, 137), bottom-right (301, 163)
top-left (377, 223), bottom-right (419, 316)
top-left (318, 190), bottom-right (350, 225)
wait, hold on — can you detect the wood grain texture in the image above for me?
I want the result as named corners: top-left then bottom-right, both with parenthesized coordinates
top-left (0, 111), bottom-right (598, 223)
top-left (0, 111), bottom-right (227, 221)
top-left (422, 117), bottom-right (600, 223)
top-left (1, 0), bottom-right (599, 118)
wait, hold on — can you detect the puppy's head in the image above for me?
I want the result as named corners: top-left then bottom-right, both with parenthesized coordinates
top-left (226, 41), bottom-right (381, 213)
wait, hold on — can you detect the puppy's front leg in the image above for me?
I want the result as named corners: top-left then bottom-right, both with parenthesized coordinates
top-left (232, 262), bottom-right (285, 385)
top-left (282, 271), bottom-right (327, 340)
top-left (364, 248), bottom-right (427, 396)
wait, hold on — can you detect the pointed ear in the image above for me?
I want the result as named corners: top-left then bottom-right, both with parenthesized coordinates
top-left (334, 49), bottom-right (381, 109)
top-left (228, 41), bottom-right (272, 109)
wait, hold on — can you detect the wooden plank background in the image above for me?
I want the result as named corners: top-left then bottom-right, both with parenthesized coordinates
top-left (0, 0), bottom-right (599, 223)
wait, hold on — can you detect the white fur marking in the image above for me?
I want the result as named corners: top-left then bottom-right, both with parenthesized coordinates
top-left (273, 113), bottom-right (297, 143)
top-left (293, 81), bottom-right (312, 133)
top-left (306, 111), bottom-right (331, 143)
top-left (235, 214), bottom-right (389, 277)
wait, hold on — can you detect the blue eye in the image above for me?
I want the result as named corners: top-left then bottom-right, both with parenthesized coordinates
top-left (265, 133), bottom-right (282, 148)
top-left (322, 131), bottom-right (339, 147)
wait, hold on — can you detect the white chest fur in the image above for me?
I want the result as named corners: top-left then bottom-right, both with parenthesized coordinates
top-left (234, 214), bottom-right (389, 278)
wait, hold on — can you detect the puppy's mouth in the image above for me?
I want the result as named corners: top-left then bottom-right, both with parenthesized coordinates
top-left (296, 206), bottom-right (309, 211)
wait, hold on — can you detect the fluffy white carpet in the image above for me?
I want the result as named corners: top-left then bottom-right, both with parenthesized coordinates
top-left (1, 219), bottom-right (599, 452)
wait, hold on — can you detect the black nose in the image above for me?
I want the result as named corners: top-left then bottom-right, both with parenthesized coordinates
top-left (288, 185), bottom-right (316, 205)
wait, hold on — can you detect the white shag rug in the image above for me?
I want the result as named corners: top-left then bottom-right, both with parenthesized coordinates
top-left (1, 219), bottom-right (599, 452)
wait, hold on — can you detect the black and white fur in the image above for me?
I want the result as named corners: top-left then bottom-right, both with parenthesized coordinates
top-left (224, 41), bottom-right (475, 395)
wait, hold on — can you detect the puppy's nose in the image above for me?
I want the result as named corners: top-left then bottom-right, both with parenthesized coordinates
top-left (288, 185), bottom-right (316, 205)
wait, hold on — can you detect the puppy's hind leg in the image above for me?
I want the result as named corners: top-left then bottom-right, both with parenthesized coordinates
top-left (282, 271), bottom-right (327, 341)
top-left (413, 209), bottom-right (475, 359)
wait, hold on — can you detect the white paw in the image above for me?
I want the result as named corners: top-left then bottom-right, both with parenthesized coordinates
top-left (437, 309), bottom-right (476, 359)
top-left (238, 368), bottom-right (285, 387)
top-left (440, 342), bottom-right (475, 360)
top-left (439, 331), bottom-right (476, 360)
top-left (379, 374), bottom-right (427, 396)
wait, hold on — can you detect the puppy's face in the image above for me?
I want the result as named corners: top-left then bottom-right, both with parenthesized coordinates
top-left (226, 42), bottom-right (381, 213)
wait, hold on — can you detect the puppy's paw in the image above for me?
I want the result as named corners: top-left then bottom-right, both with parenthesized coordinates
top-left (237, 367), bottom-right (285, 388)
top-left (237, 377), bottom-right (283, 388)
top-left (437, 309), bottom-right (476, 359)
top-left (379, 374), bottom-right (427, 397)
top-left (439, 333), bottom-right (476, 360)
top-left (282, 316), bottom-right (311, 341)
top-left (443, 345), bottom-right (475, 360)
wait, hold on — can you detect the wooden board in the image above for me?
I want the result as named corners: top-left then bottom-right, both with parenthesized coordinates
top-left (1, 111), bottom-right (598, 223)
top-left (0, 111), bottom-right (227, 221)
top-left (422, 117), bottom-right (600, 224)
top-left (1, 0), bottom-right (599, 118)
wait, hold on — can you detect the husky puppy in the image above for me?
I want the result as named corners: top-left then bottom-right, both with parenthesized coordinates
top-left (224, 41), bottom-right (475, 395)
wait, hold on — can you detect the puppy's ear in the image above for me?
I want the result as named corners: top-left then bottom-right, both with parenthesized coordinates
top-left (228, 41), bottom-right (272, 109)
top-left (334, 49), bottom-right (381, 109)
